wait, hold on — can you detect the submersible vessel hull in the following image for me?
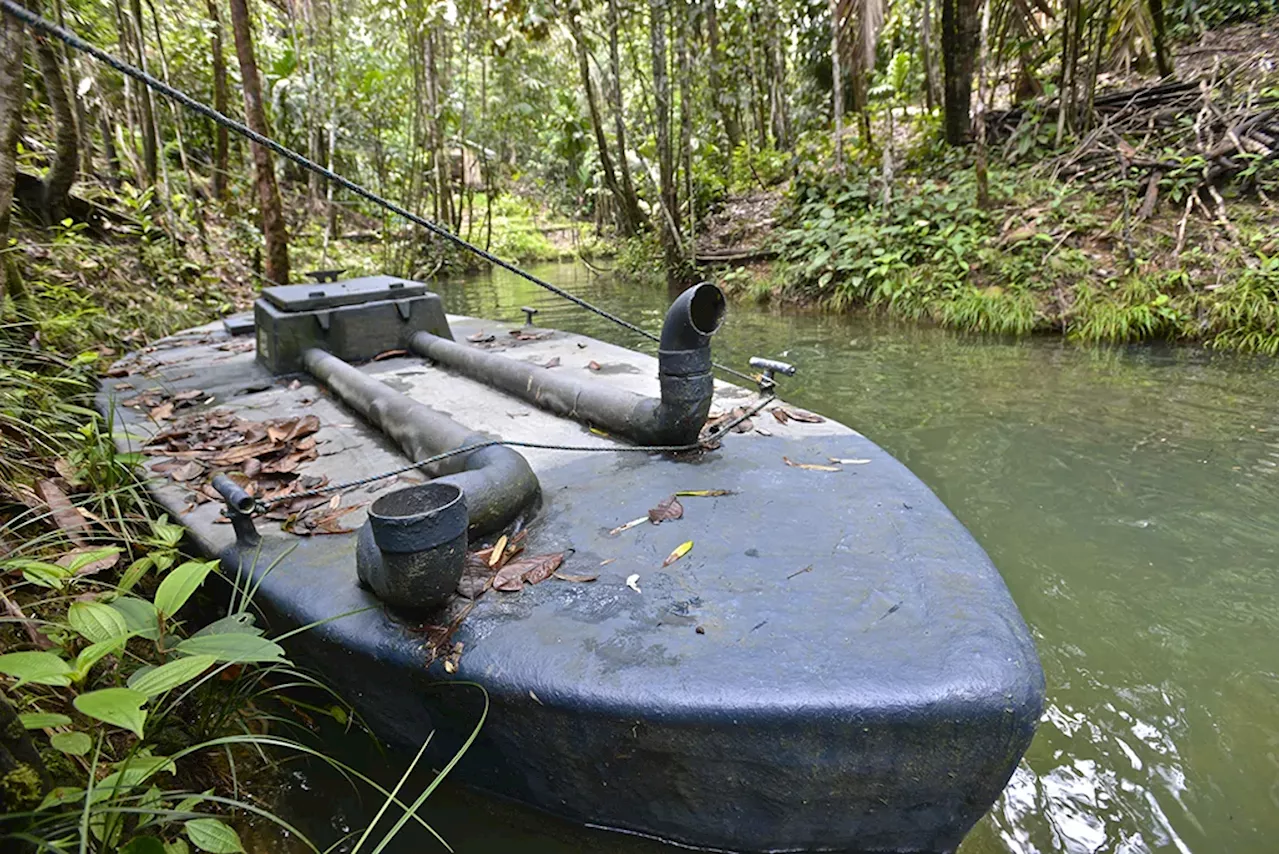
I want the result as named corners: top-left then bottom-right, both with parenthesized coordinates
top-left (99, 278), bottom-right (1043, 853)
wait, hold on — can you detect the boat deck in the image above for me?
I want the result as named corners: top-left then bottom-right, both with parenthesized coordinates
top-left (100, 312), bottom-right (1043, 853)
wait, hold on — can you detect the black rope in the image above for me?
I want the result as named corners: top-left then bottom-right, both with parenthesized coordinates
top-left (252, 394), bottom-right (775, 515)
top-left (0, 0), bottom-right (758, 386)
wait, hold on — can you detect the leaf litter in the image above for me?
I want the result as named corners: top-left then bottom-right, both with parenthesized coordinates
top-left (143, 410), bottom-right (352, 533)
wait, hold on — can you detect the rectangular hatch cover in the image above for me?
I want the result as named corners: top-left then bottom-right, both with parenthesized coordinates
top-left (263, 275), bottom-right (426, 312)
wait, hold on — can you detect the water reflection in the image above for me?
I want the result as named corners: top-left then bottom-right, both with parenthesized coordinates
top-left (277, 263), bottom-right (1277, 853)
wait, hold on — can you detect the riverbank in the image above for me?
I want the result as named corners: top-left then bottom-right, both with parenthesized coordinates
top-left (700, 20), bottom-right (1278, 355)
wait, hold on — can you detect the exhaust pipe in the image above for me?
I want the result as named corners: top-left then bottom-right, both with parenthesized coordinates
top-left (407, 282), bottom-right (727, 446)
top-left (302, 348), bottom-right (539, 537)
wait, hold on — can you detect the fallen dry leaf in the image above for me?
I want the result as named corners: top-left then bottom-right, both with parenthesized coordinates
top-left (37, 480), bottom-right (89, 545)
top-left (149, 402), bottom-right (174, 421)
top-left (553, 572), bottom-right (598, 583)
top-left (587, 361), bottom-right (601, 371)
top-left (373, 349), bottom-right (408, 361)
top-left (830, 457), bottom-right (871, 465)
top-left (608, 516), bottom-right (648, 536)
top-left (540, 356), bottom-right (561, 369)
top-left (467, 332), bottom-right (496, 343)
top-left (493, 551), bottom-right (566, 591)
top-left (675, 489), bottom-right (733, 497)
top-left (771, 408), bottom-right (791, 424)
top-left (773, 407), bottom-right (824, 424)
top-left (663, 540), bottom-right (694, 567)
top-left (488, 535), bottom-right (509, 568)
top-left (783, 456), bottom-right (842, 472)
top-left (648, 494), bottom-right (684, 524)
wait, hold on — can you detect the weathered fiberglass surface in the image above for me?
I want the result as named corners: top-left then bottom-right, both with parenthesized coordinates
top-left (100, 313), bottom-right (1043, 853)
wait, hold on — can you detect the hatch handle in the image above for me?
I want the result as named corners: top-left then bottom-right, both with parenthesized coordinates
top-left (520, 306), bottom-right (539, 326)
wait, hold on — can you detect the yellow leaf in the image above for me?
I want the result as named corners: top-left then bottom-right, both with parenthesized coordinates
top-left (663, 540), bottom-right (693, 567)
top-left (488, 535), bottom-right (508, 568)
top-left (783, 456), bottom-right (842, 472)
top-left (675, 489), bottom-right (734, 497)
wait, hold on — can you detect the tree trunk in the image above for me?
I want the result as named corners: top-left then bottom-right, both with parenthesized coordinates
top-left (704, 0), bottom-right (740, 153)
top-left (30, 9), bottom-right (79, 223)
top-left (229, 0), bottom-right (290, 285)
top-left (129, 0), bottom-right (158, 184)
top-left (973, 0), bottom-right (990, 207)
top-left (828, 0), bottom-right (844, 169)
top-left (567, 8), bottom-right (634, 237)
top-left (1147, 0), bottom-right (1172, 78)
top-left (941, 0), bottom-right (979, 145)
top-left (676, 0), bottom-right (694, 253)
top-left (762, 4), bottom-right (790, 150)
top-left (606, 0), bottom-right (645, 232)
top-left (921, 0), bottom-right (942, 109)
top-left (649, 0), bottom-right (682, 279)
top-left (0, 8), bottom-right (23, 303)
top-left (207, 0), bottom-right (229, 200)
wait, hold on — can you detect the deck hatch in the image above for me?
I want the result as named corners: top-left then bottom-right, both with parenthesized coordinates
top-left (262, 275), bottom-right (426, 312)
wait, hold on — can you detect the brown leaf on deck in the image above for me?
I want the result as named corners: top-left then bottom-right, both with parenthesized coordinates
top-left (647, 494), bottom-right (684, 524)
top-left (540, 356), bottom-right (561, 369)
top-left (587, 361), bottom-right (601, 371)
top-left (467, 332), bottom-right (496, 343)
top-left (36, 479), bottom-right (89, 544)
top-left (149, 402), bottom-right (174, 422)
top-left (493, 551), bottom-right (566, 591)
top-left (553, 572), bottom-right (597, 583)
top-left (373, 349), bottom-right (408, 361)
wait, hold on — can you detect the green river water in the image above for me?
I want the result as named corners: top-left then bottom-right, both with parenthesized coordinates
top-left (276, 262), bottom-right (1278, 854)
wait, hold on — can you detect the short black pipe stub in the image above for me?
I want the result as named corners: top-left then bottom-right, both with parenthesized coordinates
top-left (357, 483), bottom-right (469, 611)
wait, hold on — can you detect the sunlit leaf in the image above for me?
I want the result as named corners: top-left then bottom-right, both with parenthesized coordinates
top-left (0, 651), bottom-right (73, 686)
top-left (154, 560), bottom-right (218, 619)
top-left (74, 688), bottom-right (147, 737)
top-left (74, 637), bottom-right (127, 680)
top-left (191, 613), bottom-right (262, 638)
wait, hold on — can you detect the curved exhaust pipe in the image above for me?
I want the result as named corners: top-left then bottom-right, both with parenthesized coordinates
top-left (407, 282), bottom-right (727, 446)
top-left (302, 348), bottom-right (539, 537)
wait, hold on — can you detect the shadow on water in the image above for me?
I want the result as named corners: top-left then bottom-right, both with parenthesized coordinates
top-left (269, 263), bottom-right (1277, 854)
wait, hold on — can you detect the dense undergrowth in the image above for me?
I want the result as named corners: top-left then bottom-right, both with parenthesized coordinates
top-left (0, 188), bottom-right (486, 850)
top-left (733, 92), bottom-right (1278, 354)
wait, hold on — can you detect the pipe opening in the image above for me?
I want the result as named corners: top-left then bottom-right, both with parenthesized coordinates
top-left (371, 482), bottom-right (463, 521)
top-left (687, 283), bottom-right (726, 336)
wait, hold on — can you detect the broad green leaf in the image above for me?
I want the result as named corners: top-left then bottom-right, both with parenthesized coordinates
top-left (117, 556), bottom-right (153, 595)
top-left (154, 560), bottom-right (217, 619)
top-left (2, 558), bottom-right (72, 589)
top-left (192, 613), bottom-right (262, 638)
top-left (120, 837), bottom-right (166, 854)
top-left (184, 818), bottom-right (244, 853)
top-left (164, 839), bottom-right (192, 854)
top-left (74, 688), bottom-right (147, 737)
top-left (0, 651), bottom-right (73, 686)
top-left (74, 637), bottom-right (128, 680)
top-left (65, 546), bottom-right (121, 574)
top-left (40, 786), bottom-right (86, 809)
top-left (174, 634), bottom-right (287, 664)
top-left (111, 597), bottom-right (160, 640)
top-left (151, 515), bottom-right (185, 548)
top-left (128, 655), bottom-right (216, 697)
top-left (50, 731), bottom-right (93, 756)
top-left (68, 601), bottom-right (130, 643)
top-left (19, 712), bottom-right (72, 729)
